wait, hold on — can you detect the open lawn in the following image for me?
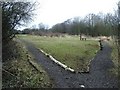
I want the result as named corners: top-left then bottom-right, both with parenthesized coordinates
top-left (18, 34), bottom-right (99, 72)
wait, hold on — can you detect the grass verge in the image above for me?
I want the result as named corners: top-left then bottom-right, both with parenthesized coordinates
top-left (18, 34), bottom-right (99, 72)
top-left (2, 39), bottom-right (53, 88)
top-left (109, 40), bottom-right (119, 77)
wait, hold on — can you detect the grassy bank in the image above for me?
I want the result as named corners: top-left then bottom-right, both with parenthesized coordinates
top-left (109, 40), bottom-right (119, 77)
top-left (2, 39), bottom-right (53, 88)
top-left (18, 34), bottom-right (99, 72)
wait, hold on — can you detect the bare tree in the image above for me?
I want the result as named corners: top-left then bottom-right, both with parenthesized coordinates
top-left (1, 1), bottom-right (38, 44)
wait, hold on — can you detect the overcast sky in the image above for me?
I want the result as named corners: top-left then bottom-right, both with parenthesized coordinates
top-left (19, 0), bottom-right (119, 30)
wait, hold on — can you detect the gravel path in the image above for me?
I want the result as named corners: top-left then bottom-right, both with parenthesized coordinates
top-left (21, 39), bottom-right (118, 88)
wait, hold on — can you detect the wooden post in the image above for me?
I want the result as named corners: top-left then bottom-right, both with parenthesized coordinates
top-left (99, 40), bottom-right (103, 50)
top-left (80, 34), bottom-right (82, 40)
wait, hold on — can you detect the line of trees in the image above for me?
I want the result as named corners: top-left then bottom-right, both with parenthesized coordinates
top-left (21, 12), bottom-right (118, 37)
top-left (51, 13), bottom-right (118, 37)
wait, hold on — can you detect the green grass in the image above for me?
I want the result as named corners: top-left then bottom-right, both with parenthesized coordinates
top-left (2, 39), bottom-right (53, 88)
top-left (18, 34), bottom-right (99, 72)
top-left (109, 40), bottom-right (119, 77)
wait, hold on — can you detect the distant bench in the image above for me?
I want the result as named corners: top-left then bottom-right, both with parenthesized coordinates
top-left (81, 37), bottom-right (86, 40)
top-left (80, 36), bottom-right (86, 40)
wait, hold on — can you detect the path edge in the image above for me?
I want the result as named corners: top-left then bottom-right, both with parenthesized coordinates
top-left (38, 48), bottom-right (99, 73)
top-left (39, 49), bottom-right (75, 73)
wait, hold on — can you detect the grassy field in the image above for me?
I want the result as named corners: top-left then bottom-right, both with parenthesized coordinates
top-left (18, 34), bottom-right (99, 72)
top-left (2, 39), bottom-right (53, 88)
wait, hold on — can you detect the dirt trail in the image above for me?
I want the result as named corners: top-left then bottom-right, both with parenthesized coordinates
top-left (21, 39), bottom-right (118, 88)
